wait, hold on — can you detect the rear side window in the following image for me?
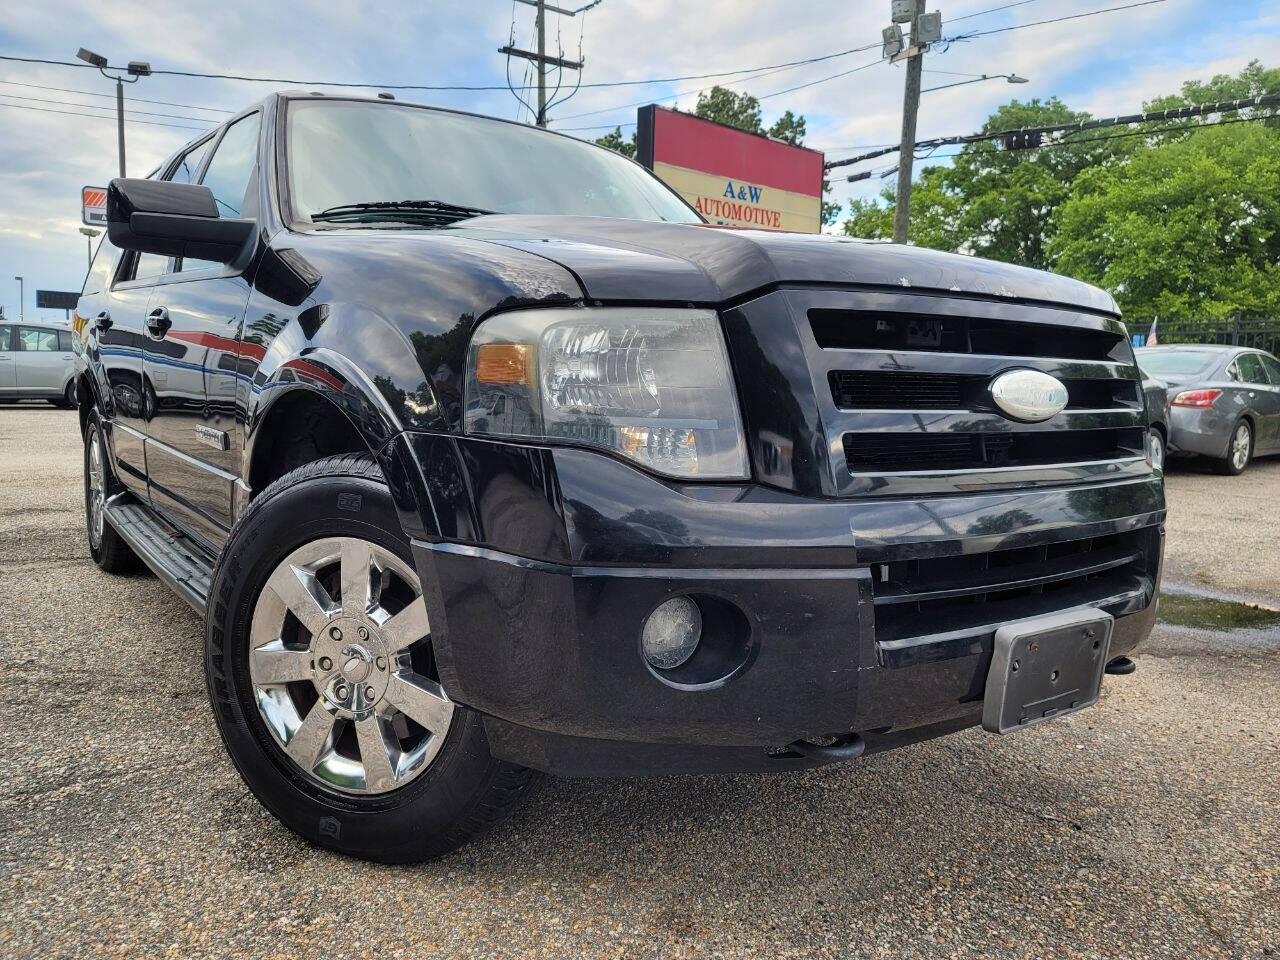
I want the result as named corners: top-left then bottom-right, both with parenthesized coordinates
top-left (0, 324), bottom-right (10, 350)
top-left (1259, 354), bottom-right (1280, 385)
top-left (18, 327), bottom-right (59, 351)
top-left (1235, 353), bottom-right (1269, 384)
top-left (179, 113), bottom-right (260, 273)
top-left (58, 330), bottom-right (74, 351)
top-left (169, 136), bottom-right (215, 184)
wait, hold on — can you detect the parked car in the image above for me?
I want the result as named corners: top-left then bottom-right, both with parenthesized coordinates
top-left (75, 93), bottom-right (1165, 863)
top-left (0, 320), bottom-right (78, 407)
top-left (1142, 372), bottom-right (1169, 470)
top-left (1136, 344), bottom-right (1280, 474)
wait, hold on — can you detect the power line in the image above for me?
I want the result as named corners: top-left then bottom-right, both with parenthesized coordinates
top-left (0, 41), bottom-right (884, 94)
top-left (0, 92), bottom-right (219, 124)
top-left (947, 0), bottom-right (1169, 42)
top-left (948, 0), bottom-right (1046, 24)
top-left (826, 92), bottom-right (1279, 170)
top-left (0, 100), bottom-right (208, 130)
top-left (0, 77), bottom-right (232, 113)
top-left (834, 103), bottom-right (1274, 180)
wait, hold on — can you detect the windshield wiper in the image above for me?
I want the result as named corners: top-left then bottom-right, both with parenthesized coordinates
top-left (310, 200), bottom-right (494, 223)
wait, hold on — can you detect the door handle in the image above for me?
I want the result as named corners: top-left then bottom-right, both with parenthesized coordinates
top-left (146, 306), bottom-right (171, 341)
top-left (93, 310), bottom-right (112, 332)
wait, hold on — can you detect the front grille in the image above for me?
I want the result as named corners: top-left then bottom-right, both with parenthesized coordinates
top-left (829, 370), bottom-right (1140, 411)
top-left (810, 310), bottom-right (1130, 363)
top-left (872, 528), bottom-right (1158, 660)
top-left (794, 293), bottom-right (1150, 496)
top-left (844, 428), bottom-right (1146, 473)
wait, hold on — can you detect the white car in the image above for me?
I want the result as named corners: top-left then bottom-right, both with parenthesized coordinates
top-left (0, 321), bottom-right (79, 407)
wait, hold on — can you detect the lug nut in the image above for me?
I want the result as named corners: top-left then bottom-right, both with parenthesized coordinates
top-left (375, 656), bottom-right (386, 670)
top-left (365, 685), bottom-right (376, 700)
top-left (358, 627), bottom-right (369, 640)
top-left (335, 684), bottom-right (349, 699)
top-left (318, 656), bottom-right (333, 671)
top-left (329, 626), bottom-right (343, 640)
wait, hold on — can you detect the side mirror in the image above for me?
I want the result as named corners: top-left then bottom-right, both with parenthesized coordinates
top-left (106, 178), bottom-right (255, 264)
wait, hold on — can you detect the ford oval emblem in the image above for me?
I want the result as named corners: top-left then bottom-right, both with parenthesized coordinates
top-left (989, 369), bottom-right (1069, 422)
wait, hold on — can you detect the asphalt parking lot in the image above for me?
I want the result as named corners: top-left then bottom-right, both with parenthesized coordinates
top-left (1, 404), bottom-right (1277, 960)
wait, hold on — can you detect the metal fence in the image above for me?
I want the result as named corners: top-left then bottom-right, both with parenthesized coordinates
top-left (1128, 313), bottom-right (1280, 356)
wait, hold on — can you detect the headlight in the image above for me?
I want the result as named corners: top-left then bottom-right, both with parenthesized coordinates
top-left (463, 307), bottom-right (749, 480)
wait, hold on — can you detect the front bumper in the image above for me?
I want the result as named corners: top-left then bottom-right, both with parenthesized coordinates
top-left (396, 435), bottom-right (1165, 777)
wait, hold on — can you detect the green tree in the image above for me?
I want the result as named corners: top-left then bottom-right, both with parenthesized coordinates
top-left (1049, 122), bottom-right (1280, 324)
top-left (594, 126), bottom-right (636, 159)
top-left (842, 98), bottom-right (1133, 268)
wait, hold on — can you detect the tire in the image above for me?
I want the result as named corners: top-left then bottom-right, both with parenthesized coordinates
top-left (63, 380), bottom-right (78, 409)
top-left (1214, 419), bottom-right (1252, 476)
top-left (205, 454), bottom-right (532, 863)
top-left (84, 409), bottom-right (143, 573)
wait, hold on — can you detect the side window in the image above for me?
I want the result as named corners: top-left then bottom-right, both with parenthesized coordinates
top-left (1236, 353), bottom-right (1268, 385)
top-left (1226, 361), bottom-right (1242, 382)
top-left (58, 330), bottom-right (74, 352)
top-left (1259, 354), bottom-right (1280, 385)
top-left (168, 137), bottom-right (215, 185)
top-left (179, 113), bottom-right (260, 273)
top-left (83, 235), bottom-right (117, 294)
top-left (122, 251), bottom-right (172, 283)
top-left (0, 324), bottom-right (11, 350)
top-left (18, 327), bottom-right (59, 351)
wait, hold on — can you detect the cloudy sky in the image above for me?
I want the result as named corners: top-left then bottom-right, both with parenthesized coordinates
top-left (2, 0), bottom-right (1277, 322)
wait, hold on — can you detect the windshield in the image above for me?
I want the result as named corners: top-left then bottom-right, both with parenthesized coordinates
top-left (286, 100), bottom-right (700, 226)
top-left (1136, 349), bottom-right (1218, 377)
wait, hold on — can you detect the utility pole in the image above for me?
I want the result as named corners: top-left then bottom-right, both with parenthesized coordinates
top-left (501, 0), bottom-right (598, 126)
top-left (80, 227), bottom-right (101, 271)
top-left (892, 0), bottom-right (926, 244)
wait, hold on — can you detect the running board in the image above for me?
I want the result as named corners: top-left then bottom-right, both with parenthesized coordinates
top-left (104, 494), bottom-right (216, 615)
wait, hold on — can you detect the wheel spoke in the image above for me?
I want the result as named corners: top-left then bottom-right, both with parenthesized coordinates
top-left (285, 700), bottom-right (337, 771)
top-left (385, 673), bottom-right (454, 733)
top-left (381, 597), bottom-right (429, 652)
top-left (251, 642), bottom-right (313, 685)
top-left (264, 563), bottom-right (333, 637)
top-left (340, 539), bottom-right (374, 615)
top-left (355, 715), bottom-right (398, 792)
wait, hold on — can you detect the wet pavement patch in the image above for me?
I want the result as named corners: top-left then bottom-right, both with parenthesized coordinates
top-left (1159, 591), bottom-right (1280, 631)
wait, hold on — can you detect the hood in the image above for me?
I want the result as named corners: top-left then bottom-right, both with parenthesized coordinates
top-left (454, 215), bottom-right (1119, 315)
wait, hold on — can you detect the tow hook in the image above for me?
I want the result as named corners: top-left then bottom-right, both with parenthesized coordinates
top-left (787, 733), bottom-right (867, 761)
top-left (1105, 656), bottom-right (1137, 675)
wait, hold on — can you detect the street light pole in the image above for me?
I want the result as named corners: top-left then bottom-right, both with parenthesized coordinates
top-left (115, 75), bottom-right (125, 177)
top-left (79, 227), bottom-right (101, 272)
top-left (76, 48), bottom-right (150, 178)
top-left (14, 276), bottom-right (23, 322)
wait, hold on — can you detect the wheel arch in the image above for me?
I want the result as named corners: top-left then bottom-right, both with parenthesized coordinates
top-left (245, 386), bottom-right (375, 496)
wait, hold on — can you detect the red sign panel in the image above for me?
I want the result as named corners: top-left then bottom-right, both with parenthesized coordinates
top-left (637, 105), bottom-right (824, 233)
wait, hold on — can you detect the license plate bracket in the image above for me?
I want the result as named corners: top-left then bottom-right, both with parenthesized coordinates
top-left (982, 608), bottom-right (1114, 735)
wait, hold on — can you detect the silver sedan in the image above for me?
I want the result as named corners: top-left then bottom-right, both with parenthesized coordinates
top-left (1136, 344), bottom-right (1280, 475)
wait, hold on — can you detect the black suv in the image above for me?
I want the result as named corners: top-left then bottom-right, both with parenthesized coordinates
top-left (75, 93), bottom-right (1165, 862)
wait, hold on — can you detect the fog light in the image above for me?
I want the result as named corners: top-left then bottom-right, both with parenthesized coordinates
top-left (642, 596), bottom-right (702, 670)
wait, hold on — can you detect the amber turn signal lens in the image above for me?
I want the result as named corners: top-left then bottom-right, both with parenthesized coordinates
top-left (474, 343), bottom-right (533, 385)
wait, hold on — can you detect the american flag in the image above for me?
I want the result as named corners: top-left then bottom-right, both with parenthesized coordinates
top-left (1147, 316), bottom-right (1159, 347)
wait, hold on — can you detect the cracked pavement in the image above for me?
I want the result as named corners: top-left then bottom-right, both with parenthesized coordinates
top-left (1, 405), bottom-right (1277, 959)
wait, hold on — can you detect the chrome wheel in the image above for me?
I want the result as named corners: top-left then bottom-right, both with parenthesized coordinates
top-left (86, 426), bottom-right (106, 548)
top-left (249, 537), bottom-right (453, 795)
top-left (1147, 429), bottom-right (1165, 471)
top-left (1231, 422), bottom-right (1251, 472)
